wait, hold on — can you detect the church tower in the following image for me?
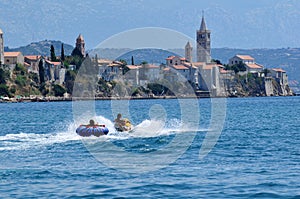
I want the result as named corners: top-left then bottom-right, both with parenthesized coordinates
top-left (76, 34), bottom-right (85, 57)
top-left (0, 28), bottom-right (4, 65)
top-left (185, 41), bottom-right (192, 63)
top-left (196, 15), bottom-right (211, 63)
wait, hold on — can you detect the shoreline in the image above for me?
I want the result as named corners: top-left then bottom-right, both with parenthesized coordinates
top-left (0, 94), bottom-right (296, 103)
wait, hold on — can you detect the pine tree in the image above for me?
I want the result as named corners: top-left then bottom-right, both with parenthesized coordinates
top-left (61, 43), bottom-right (65, 61)
top-left (50, 45), bottom-right (57, 61)
top-left (131, 56), bottom-right (134, 65)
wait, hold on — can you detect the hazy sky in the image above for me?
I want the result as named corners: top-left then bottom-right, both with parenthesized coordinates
top-left (0, 0), bottom-right (299, 49)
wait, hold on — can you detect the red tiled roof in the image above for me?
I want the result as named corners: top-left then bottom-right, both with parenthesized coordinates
top-left (45, 60), bottom-right (61, 66)
top-left (236, 55), bottom-right (254, 60)
top-left (272, 68), bottom-right (286, 72)
top-left (145, 64), bottom-right (159, 69)
top-left (172, 65), bottom-right (188, 70)
top-left (163, 67), bottom-right (170, 71)
top-left (246, 63), bottom-right (263, 69)
top-left (166, 56), bottom-right (176, 60)
top-left (192, 62), bottom-right (205, 67)
top-left (220, 69), bottom-right (233, 74)
top-left (24, 62), bottom-right (30, 67)
top-left (202, 64), bottom-right (217, 70)
top-left (126, 65), bottom-right (141, 70)
top-left (24, 55), bottom-right (41, 60)
top-left (4, 52), bottom-right (22, 57)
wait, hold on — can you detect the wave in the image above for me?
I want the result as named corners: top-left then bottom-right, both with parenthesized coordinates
top-left (0, 115), bottom-right (206, 151)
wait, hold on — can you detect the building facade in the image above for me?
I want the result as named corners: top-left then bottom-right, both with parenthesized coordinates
top-left (185, 41), bottom-right (192, 63)
top-left (229, 55), bottom-right (263, 73)
top-left (4, 52), bottom-right (24, 66)
top-left (76, 34), bottom-right (85, 57)
top-left (196, 16), bottom-right (211, 63)
top-left (24, 55), bottom-right (42, 73)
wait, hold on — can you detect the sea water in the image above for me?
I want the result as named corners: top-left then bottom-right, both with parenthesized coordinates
top-left (0, 97), bottom-right (299, 198)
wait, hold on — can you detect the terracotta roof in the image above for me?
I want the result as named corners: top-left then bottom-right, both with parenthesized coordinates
top-left (183, 62), bottom-right (192, 67)
top-left (180, 57), bottom-right (186, 61)
top-left (145, 64), bottom-right (159, 69)
top-left (236, 55), bottom-right (254, 60)
top-left (24, 62), bottom-right (30, 67)
top-left (272, 68), bottom-right (286, 72)
top-left (192, 62), bottom-right (205, 67)
top-left (202, 64), bottom-right (217, 70)
top-left (163, 67), bottom-right (170, 71)
top-left (126, 65), bottom-right (141, 70)
top-left (24, 55), bottom-right (41, 60)
top-left (45, 60), bottom-right (61, 66)
top-left (166, 56), bottom-right (175, 60)
top-left (172, 65), bottom-right (188, 70)
top-left (220, 69), bottom-right (233, 74)
top-left (246, 63), bottom-right (263, 69)
top-left (97, 59), bottom-right (112, 64)
top-left (4, 52), bottom-right (22, 57)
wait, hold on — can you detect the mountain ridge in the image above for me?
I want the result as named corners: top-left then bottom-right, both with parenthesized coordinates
top-left (4, 40), bottom-right (74, 56)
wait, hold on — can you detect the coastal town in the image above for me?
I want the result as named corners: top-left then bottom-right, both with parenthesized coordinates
top-left (0, 16), bottom-right (293, 102)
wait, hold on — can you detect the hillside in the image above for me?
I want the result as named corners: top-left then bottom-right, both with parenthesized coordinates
top-left (4, 40), bottom-right (74, 56)
top-left (90, 48), bottom-right (179, 65)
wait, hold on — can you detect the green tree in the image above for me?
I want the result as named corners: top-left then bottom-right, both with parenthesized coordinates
top-left (212, 59), bottom-right (222, 65)
top-left (53, 84), bottom-right (66, 97)
top-left (262, 68), bottom-right (270, 76)
top-left (0, 84), bottom-right (10, 96)
top-left (71, 47), bottom-right (83, 58)
top-left (38, 60), bottom-right (45, 84)
top-left (61, 43), bottom-right (65, 61)
top-left (14, 63), bottom-right (27, 75)
top-left (131, 56), bottom-right (134, 65)
top-left (0, 68), bottom-right (9, 84)
top-left (15, 75), bottom-right (26, 86)
top-left (50, 45), bottom-right (57, 61)
top-left (65, 70), bottom-right (77, 94)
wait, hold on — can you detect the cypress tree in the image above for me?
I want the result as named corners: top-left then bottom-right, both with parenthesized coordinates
top-left (61, 43), bottom-right (65, 61)
top-left (50, 45), bottom-right (56, 61)
top-left (131, 56), bottom-right (134, 65)
top-left (38, 59), bottom-right (45, 84)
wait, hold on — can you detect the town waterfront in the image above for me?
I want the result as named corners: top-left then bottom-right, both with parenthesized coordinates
top-left (0, 97), bottom-right (299, 198)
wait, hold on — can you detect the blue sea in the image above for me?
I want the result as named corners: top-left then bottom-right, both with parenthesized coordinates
top-left (0, 97), bottom-right (299, 198)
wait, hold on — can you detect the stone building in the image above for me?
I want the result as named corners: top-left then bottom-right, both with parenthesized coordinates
top-left (76, 34), bottom-right (85, 57)
top-left (4, 52), bottom-right (24, 66)
top-left (228, 55), bottom-right (263, 73)
top-left (44, 60), bottom-right (65, 84)
top-left (185, 41), bottom-right (192, 63)
top-left (24, 55), bottom-right (42, 73)
top-left (196, 15), bottom-right (211, 63)
top-left (0, 28), bottom-right (4, 65)
top-left (270, 68), bottom-right (289, 95)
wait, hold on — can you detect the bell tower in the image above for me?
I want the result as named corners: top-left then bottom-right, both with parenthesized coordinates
top-left (196, 14), bottom-right (211, 63)
top-left (76, 34), bottom-right (85, 57)
top-left (185, 41), bottom-right (192, 63)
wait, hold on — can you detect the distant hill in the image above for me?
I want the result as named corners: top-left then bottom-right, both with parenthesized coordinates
top-left (100, 48), bottom-right (179, 65)
top-left (4, 40), bottom-right (74, 56)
